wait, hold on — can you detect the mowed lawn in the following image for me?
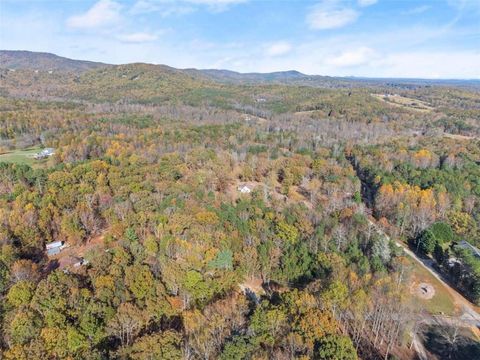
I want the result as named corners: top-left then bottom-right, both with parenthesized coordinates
top-left (406, 256), bottom-right (457, 316)
top-left (0, 147), bottom-right (51, 168)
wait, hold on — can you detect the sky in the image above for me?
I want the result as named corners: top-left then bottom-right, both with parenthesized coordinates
top-left (1, 0), bottom-right (479, 79)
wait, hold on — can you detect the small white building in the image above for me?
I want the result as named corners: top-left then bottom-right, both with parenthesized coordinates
top-left (34, 148), bottom-right (55, 160)
top-left (46, 241), bottom-right (63, 250)
top-left (238, 185), bottom-right (252, 194)
top-left (45, 240), bottom-right (65, 256)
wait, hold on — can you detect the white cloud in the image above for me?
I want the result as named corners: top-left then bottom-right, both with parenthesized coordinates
top-left (447, 0), bottom-right (480, 13)
top-left (358, 0), bottom-right (377, 7)
top-left (326, 46), bottom-right (376, 67)
top-left (402, 5), bottom-right (431, 15)
top-left (131, 0), bottom-right (195, 16)
top-left (131, 0), bottom-right (246, 14)
top-left (307, 1), bottom-right (359, 30)
top-left (130, 0), bottom-right (162, 14)
top-left (375, 51), bottom-right (480, 79)
top-left (67, 0), bottom-right (122, 29)
top-left (265, 41), bottom-right (292, 57)
top-left (185, 0), bottom-right (248, 12)
top-left (3, 0), bottom-right (479, 79)
top-left (185, 0), bottom-right (247, 4)
top-left (117, 32), bottom-right (159, 43)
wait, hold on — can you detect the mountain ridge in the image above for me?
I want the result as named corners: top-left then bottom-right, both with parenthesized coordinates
top-left (0, 50), bottom-right (109, 72)
top-left (1, 50), bottom-right (479, 89)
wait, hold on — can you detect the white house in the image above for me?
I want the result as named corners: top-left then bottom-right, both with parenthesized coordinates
top-left (34, 148), bottom-right (55, 160)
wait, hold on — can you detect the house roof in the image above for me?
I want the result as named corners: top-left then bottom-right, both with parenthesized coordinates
top-left (46, 241), bottom-right (63, 249)
top-left (47, 247), bottom-right (61, 256)
top-left (457, 240), bottom-right (480, 258)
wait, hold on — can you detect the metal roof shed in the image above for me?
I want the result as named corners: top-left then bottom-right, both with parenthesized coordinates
top-left (47, 247), bottom-right (61, 256)
top-left (46, 241), bottom-right (63, 250)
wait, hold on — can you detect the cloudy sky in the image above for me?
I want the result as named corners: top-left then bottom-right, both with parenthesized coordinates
top-left (1, 0), bottom-right (479, 78)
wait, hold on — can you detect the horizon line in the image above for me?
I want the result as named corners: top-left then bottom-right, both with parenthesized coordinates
top-left (2, 49), bottom-right (480, 82)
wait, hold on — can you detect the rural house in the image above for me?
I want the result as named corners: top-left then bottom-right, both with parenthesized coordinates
top-left (34, 148), bottom-right (55, 160)
top-left (45, 240), bottom-right (66, 256)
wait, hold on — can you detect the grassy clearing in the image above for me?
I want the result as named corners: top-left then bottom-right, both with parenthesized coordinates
top-left (406, 257), bottom-right (457, 316)
top-left (371, 94), bottom-right (433, 112)
top-left (443, 133), bottom-right (478, 141)
top-left (0, 147), bottom-right (51, 168)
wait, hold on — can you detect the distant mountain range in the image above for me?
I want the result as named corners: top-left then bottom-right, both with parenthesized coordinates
top-left (1, 50), bottom-right (479, 89)
top-left (0, 50), bottom-right (108, 72)
top-left (186, 68), bottom-right (311, 83)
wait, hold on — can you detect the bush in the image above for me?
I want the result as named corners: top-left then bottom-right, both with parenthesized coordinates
top-left (429, 222), bottom-right (454, 245)
top-left (314, 334), bottom-right (358, 360)
top-left (416, 230), bottom-right (437, 255)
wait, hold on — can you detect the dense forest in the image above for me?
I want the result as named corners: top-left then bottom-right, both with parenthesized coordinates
top-left (0, 52), bottom-right (479, 360)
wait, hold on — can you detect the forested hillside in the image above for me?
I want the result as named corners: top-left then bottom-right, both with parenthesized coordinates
top-left (0, 51), bottom-right (109, 72)
top-left (0, 52), bottom-right (479, 360)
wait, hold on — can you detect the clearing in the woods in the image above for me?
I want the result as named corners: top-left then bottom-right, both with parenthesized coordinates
top-left (371, 94), bottom-right (433, 112)
top-left (0, 146), bottom-right (52, 167)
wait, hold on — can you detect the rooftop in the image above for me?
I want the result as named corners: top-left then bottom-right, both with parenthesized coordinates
top-left (457, 240), bottom-right (480, 258)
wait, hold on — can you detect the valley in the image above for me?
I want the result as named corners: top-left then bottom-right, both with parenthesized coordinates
top-left (0, 50), bottom-right (479, 360)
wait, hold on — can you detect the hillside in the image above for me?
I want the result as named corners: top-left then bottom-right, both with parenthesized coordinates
top-left (187, 68), bottom-right (310, 83)
top-left (0, 62), bottom-right (217, 104)
top-left (1, 54), bottom-right (479, 134)
top-left (190, 69), bottom-right (480, 90)
top-left (3, 50), bottom-right (479, 91)
top-left (0, 50), bottom-right (109, 72)
top-left (1, 50), bottom-right (480, 360)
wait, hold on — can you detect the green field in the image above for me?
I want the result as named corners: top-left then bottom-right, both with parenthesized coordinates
top-left (0, 147), bottom-right (52, 167)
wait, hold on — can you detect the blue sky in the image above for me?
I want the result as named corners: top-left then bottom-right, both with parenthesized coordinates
top-left (1, 0), bottom-right (479, 78)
